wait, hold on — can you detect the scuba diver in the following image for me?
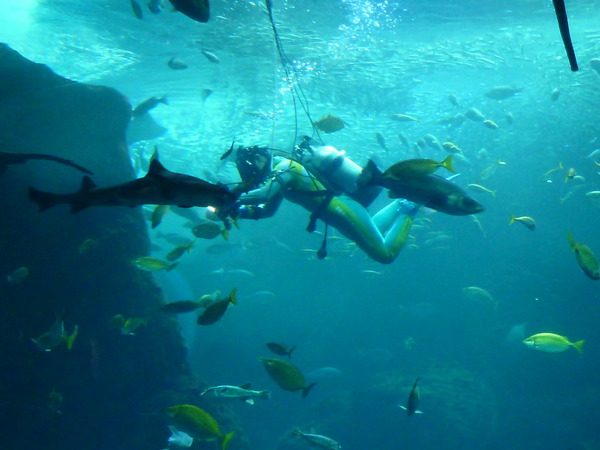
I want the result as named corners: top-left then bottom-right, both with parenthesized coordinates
top-left (212, 139), bottom-right (419, 264)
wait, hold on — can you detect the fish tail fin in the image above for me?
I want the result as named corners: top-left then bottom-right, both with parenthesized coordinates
top-left (357, 159), bottom-right (382, 188)
top-left (260, 390), bottom-right (271, 400)
top-left (160, 96), bottom-right (169, 105)
top-left (28, 187), bottom-right (62, 212)
top-left (166, 262), bottom-right (179, 272)
top-left (566, 231), bottom-right (575, 249)
top-left (292, 428), bottom-right (302, 437)
top-left (573, 339), bottom-right (585, 354)
top-left (508, 213), bottom-right (516, 225)
top-left (441, 155), bottom-right (456, 173)
top-left (301, 382), bottom-right (317, 399)
top-left (65, 325), bottom-right (79, 350)
top-left (229, 288), bottom-right (237, 305)
top-left (221, 431), bottom-right (235, 450)
top-left (288, 345), bottom-right (296, 359)
top-left (491, 190), bottom-right (497, 197)
top-left (221, 228), bottom-right (229, 241)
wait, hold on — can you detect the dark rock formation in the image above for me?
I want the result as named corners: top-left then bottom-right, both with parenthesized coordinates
top-left (0, 43), bottom-right (248, 449)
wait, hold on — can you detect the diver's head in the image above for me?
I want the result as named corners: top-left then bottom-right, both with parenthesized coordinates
top-left (236, 145), bottom-right (272, 186)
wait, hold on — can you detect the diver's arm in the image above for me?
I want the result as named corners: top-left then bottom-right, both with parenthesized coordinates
top-left (238, 194), bottom-right (284, 220)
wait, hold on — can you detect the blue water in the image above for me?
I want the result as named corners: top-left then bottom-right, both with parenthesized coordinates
top-left (3, 0), bottom-right (600, 449)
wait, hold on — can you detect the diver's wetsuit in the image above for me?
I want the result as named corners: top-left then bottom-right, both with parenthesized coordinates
top-left (238, 159), bottom-right (416, 264)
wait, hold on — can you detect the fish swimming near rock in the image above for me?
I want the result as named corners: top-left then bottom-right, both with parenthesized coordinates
top-left (28, 158), bottom-right (237, 213)
top-left (133, 256), bottom-right (178, 272)
top-left (200, 383), bottom-right (271, 405)
top-left (132, 96), bottom-right (168, 117)
top-left (523, 332), bottom-right (584, 354)
top-left (166, 240), bottom-right (195, 261)
top-left (192, 221), bottom-right (228, 240)
top-left (314, 114), bottom-right (347, 134)
top-left (566, 232), bottom-right (599, 280)
top-left (196, 289), bottom-right (237, 325)
top-left (259, 357), bottom-right (316, 398)
top-left (292, 429), bottom-right (342, 449)
top-left (0, 151), bottom-right (93, 176)
top-left (399, 377), bottom-right (422, 416)
top-left (169, 0), bottom-right (209, 22)
top-left (32, 315), bottom-right (78, 352)
top-left (358, 160), bottom-right (484, 216)
top-left (163, 404), bottom-right (234, 450)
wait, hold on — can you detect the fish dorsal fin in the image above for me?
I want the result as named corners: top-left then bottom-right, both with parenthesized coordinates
top-left (148, 158), bottom-right (168, 177)
top-left (80, 176), bottom-right (96, 192)
top-left (239, 382), bottom-right (252, 389)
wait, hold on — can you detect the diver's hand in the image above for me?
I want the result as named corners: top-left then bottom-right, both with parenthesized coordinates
top-left (206, 202), bottom-right (240, 222)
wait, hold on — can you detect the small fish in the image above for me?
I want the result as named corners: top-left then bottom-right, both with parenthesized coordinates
top-left (166, 425), bottom-right (193, 448)
top-left (110, 314), bottom-right (146, 335)
top-left (550, 88), bottom-right (560, 101)
top-left (200, 88), bottom-right (213, 102)
top-left (292, 429), bottom-right (341, 450)
top-left (564, 167), bottom-right (577, 182)
top-left (266, 342), bottom-right (296, 359)
top-left (462, 286), bottom-right (497, 308)
top-left (479, 159), bottom-right (506, 180)
top-left (47, 389), bottom-right (63, 415)
top-left (32, 316), bottom-right (78, 352)
top-left (201, 49), bottom-right (220, 63)
top-left (168, 57), bottom-right (188, 70)
top-left (389, 113), bottom-right (420, 122)
top-left (161, 300), bottom-right (203, 314)
top-left (585, 149), bottom-right (600, 160)
top-left (361, 269), bottom-right (383, 276)
top-left (523, 332), bottom-right (584, 354)
top-left (192, 221), bottom-right (227, 240)
top-left (539, 162), bottom-right (563, 182)
top-left (132, 96), bottom-right (168, 117)
top-left (130, 0), bottom-right (143, 19)
top-left (375, 132), bottom-right (387, 151)
top-left (398, 133), bottom-right (409, 148)
top-left (399, 377), bottom-right (422, 416)
top-left (448, 94), bottom-right (461, 107)
top-left (6, 266), bottom-right (29, 285)
top-left (482, 119), bottom-right (499, 129)
top-left (196, 289), bottom-right (237, 325)
top-left (151, 204), bottom-right (170, 229)
top-left (464, 107), bottom-right (485, 122)
top-left (505, 112), bottom-right (514, 125)
top-left (133, 256), bottom-right (178, 272)
top-left (166, 240), bottom-right (195, 261)
top-left (78, 238), bottom-right (98, 254)
top-left (567, 232), bottom-right (600, 280)
top-left (200, 383), bottom-right (271, 405)
top-left (442, 142), bottom-right (463, 154)
top-left (467, 184), bottom-right (496, 197)
top-left (509, 214), bottom-right (535, 231)
top-left (314, 114), bottom-right (346, 134)
top-left (585, 190), bottom-right (600, 198)
top-left (484, 86), bottom-right (523, 100)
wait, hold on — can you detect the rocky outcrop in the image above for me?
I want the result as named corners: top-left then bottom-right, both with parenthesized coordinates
top-left (0, 43), bottom-right (247, 449)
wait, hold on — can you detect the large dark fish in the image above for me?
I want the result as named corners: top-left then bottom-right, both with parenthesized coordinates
top-left (399, 377), bottom-right (422, 416)
top-left (359, 160), bottom-right (484, 216)
top-left (0, 151), bottom-right (93, 176)
top-left (552, 0), bottom-right (578, 71)
top-left (196, 289), bottom-right (236, 325)
top-left (28, 159), bottom-right (236, 213)
top-left (169, 0), bottom-right (209, 23)
top-left (132, 96), bottom-right (168, 117)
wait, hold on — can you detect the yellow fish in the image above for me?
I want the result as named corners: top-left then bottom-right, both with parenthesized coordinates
top-left (313, 114), bottom-right (346, 134)
top-left (566, 232), bottom-right (600, 280)
top-left (467, 184), bottom-right (496, 197)
top-left (163, 404), bottom-right (235, 450)
top-left (132, 256), bottom-right (178, 272)
top-left (442, 142), bottom-right (463, 154)
top-left (482, 119), bottom-right (499, 129)
top-left (166, 240), bottom-right (195, 261)
top-left (509, 214), bottom-right (536, 231)
top-left (151, 204), bottom-right (170, 229)
top-left (523, 333), bottom-right (584, 354)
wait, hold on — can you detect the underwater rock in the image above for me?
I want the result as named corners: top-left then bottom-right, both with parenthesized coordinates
top-left (0, 44), bottom-right (248, 449)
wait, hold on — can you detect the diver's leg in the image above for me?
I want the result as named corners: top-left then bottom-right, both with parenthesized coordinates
top-left (373, 199), bottom-right (416, 234)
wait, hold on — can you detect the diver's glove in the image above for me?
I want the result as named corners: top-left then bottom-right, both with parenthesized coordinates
top-left (206, 202), bottom-right (240, 222)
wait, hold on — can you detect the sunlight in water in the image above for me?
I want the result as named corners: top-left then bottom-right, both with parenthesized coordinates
top-left (0, 0), bottom-right (38, 37)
